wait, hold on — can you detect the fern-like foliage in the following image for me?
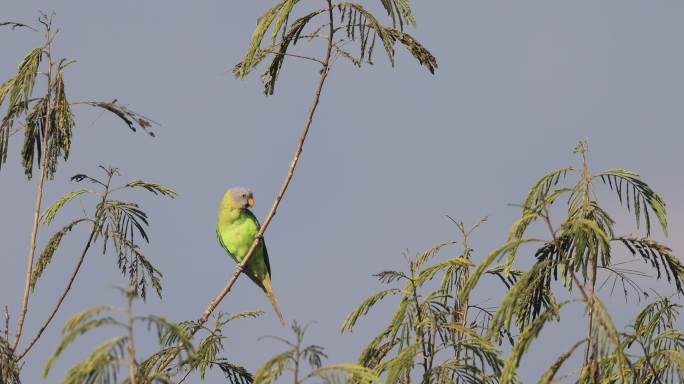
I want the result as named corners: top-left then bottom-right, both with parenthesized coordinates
top-left (43, 289), bottom-right (184, 383)
top-left (463, 141), bottom-right (679, 382)
top-left (623, 297), bottom-right (684, 383)
top-left (254, 320), bottom-right (380, 384)
top-left (44, 289), bottom-right (256, 383)
top-left (32, 166), bottom-right (176, 299)
top-left (0, 13), bottom-right (155, 179)
top-left (233, 0), bottom-right (436, 95)
top-left (137, 310), bottom-right (260, 382)
top-left (0, 336), bottom-right (20, 384)
top-left (568, 297), bottom-right (684, 383)
top-left (342, 219), bottom-right (511, 384)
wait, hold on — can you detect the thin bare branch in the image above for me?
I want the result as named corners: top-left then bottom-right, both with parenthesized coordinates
top-left (17, 224), bottom-right (97, 360)
top-left (175, 367), bottom-right (193, 384)
top-left (261, 49), bottom-right (325, 65)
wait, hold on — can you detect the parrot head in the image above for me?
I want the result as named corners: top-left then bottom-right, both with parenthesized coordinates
top-left (223, 187), bottom-right (255, 209)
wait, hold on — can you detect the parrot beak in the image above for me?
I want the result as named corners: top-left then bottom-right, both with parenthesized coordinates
top-left (246, 197), bottom-right (255, 207)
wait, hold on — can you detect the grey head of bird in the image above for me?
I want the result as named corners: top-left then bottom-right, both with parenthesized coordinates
top-left (227, 187), bottom-right (255, 209)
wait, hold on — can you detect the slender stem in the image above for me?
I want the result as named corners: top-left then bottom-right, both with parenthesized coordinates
top-left (176, 368), bottom-right (192, 384)
top-left (152, 1), bottom-right (337, 377)
top-left (261, 49), bottom-right (326, 65)
top-left (294, 334), bottom-right (301, 384)
top-left (452, 226), bottom-right (470, 384)
top-left (585, 252), bottom-right (599, 383)
top-left (408, 262), bottom-right (430, 382)
top-left (639, 340), bottom-right (663, 384)
top-left (197, 0), bottom-right (334, 328)
top-left (17, 221), bottom-right (97, 360)
top-left (3, 306), bottom-right (9, 342)
top-left (127, 291), bottom-right (138, 384)
top-left (578, 147), bottom-right (599, 381)
top-left (12, 30), bottom-right (54, 351)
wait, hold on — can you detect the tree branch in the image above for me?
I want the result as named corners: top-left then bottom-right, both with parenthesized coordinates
top-left (127, 290), bottom-right (138, 384)
top-left (152, 0), bottom-right (337, 377)
top-left (196, 0), bottom-right (335, 328)
top-left (175, 367), bottom-right (193, 384)
top-left (12, 24), bottom-right (53, 351)
top-left (17, 223), bottom-right (97, 360)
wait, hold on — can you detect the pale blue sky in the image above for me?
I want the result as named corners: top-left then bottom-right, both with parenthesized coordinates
top-left (1, 1), bottom-right (683, 382)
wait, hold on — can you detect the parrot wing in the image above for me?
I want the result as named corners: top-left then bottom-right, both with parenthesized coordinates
top-left (243, 209), bottom-right (272, 277)
top-left (215, 224), bottom-right (237, 263)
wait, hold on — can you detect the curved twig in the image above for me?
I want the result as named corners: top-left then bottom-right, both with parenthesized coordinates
top-left (153, 0), bottom-right (337, 376)
top-left (198, 0), bottom-right (334, 329)
top-left (17, 223), bottom-right (97, 360)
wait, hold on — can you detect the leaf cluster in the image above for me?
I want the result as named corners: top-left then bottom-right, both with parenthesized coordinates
top-left (454, 142), bottom-right (682, 382)
top-left (45, 291), bottom-right (257, 383)
top-left (233, 0), bottom-right (436, 95)
top-left (342, 220), bottom-right (509, 384)
top-left (30, 166), bottom-right (177, 299)
top-left (0, 14), bottom-right (156, 179)
top-left (255, 320), bottom-right (381, 384)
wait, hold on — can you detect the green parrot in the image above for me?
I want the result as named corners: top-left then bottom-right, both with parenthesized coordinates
top-left (216, 187), bottom-right (284, 324)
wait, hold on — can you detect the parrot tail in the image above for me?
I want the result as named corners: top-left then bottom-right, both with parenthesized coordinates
top-left (261, 276), bottom-right (285, 325)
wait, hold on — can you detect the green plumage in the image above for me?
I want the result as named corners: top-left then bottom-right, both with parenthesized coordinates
top-left (216, 187), bottom-right (284, 323)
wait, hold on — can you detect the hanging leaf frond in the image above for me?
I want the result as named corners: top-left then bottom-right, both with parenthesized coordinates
top-left (414, 240), bottom-right (457, 268)
top-left (341, 288), bottom-right (401, 332)
top-left (54, 336), bottom-right (128, 384)
top-left (1, 46), bottom-right (43, 170)
top-left (271, 0), bottom-right (299, 41)
top-left (78, 100), bottom-right (156, 136)
top-left (376, 0), bottom-right (416, 30)
top-left (338, 3), bottom-right (396, 66)
top-left (30, 218), bottom-right (88, 291)
top-left (374, 270), bottom-right (408, 285)
top-left (21, 95), bottom-right (47, 178)
top-left (499, 304), bottom-right (564, 383)
top-left (524, 167), bottom-right (574, 211)
top-left (140, 315), bottom-right (194, 358)
top-left (124, 179), bottom-right (178, 197)
top-left (212, 360), bottom-right (254, 384)
top-left (43, 69), bottom-right (75, 178)
top-left (42, 188), bottom-right (89, 225)
top-left (486, 259), bottom-right (559, 338)
top-left (44, 311), bottom-right (124, 378)
top-left (616, 237), bottom-right (684, 293)
top-left (385, 28), bottom-right (437, 74)
top-left (237, 2), bottom-right (287, 79)
top-left (262, 10), bottom-right (326, 95)
top-left (252, 350), bottom-right (292, 384)
top-left (458, 238), bottom-right (540, 304)
top-left (596, 169), bottom-right (668, 236)
top-left (415, 257), bottom-right (473, 286)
